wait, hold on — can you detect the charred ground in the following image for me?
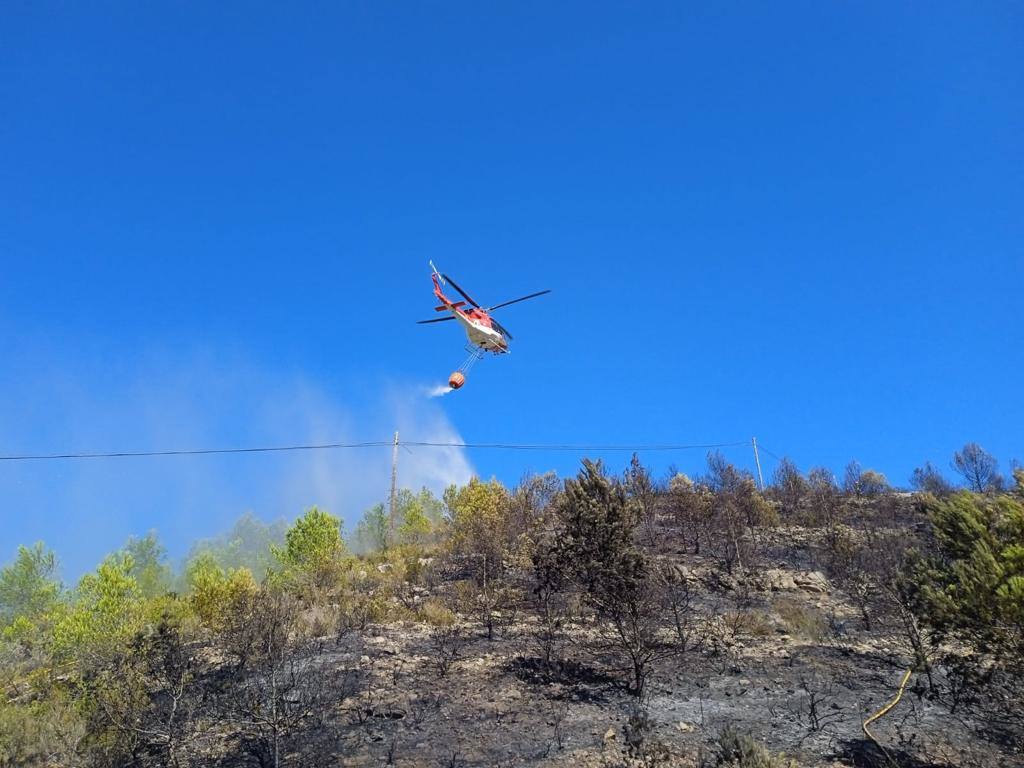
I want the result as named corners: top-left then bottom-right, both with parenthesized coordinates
top-left (2, 446), bottom-right (1022, 767)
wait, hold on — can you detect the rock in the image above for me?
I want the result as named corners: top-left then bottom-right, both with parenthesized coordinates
top-left (794, 571), bottom-right (829, 594)
top-left (667, 563), bottom-right (699, 583)
top-left (677, 721), bottom-right (695, 733)
top-left (603, 727), bottom-right (617, 742)
top-left (377, 563), bottom-right (393, 574)
top-left (764, 568), bottom-right (798, 591)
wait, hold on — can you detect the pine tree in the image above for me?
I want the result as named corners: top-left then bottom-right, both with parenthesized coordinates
top-left (907, 489), bottom-right (1024, 712)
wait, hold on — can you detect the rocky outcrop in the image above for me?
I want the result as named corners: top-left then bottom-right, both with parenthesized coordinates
top-left (764, 568), bottom-right (829, 594)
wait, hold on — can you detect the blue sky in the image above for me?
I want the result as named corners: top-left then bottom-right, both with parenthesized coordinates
top-left (2, 3), bottom-right (1021, 578)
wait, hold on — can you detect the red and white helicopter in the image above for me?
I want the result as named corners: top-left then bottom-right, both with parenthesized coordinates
top-left (417, 261), bottom-right (551, 389)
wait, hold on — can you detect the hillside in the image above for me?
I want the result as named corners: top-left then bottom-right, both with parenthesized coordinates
top-left (1, 449), bottom-right (1022, 767)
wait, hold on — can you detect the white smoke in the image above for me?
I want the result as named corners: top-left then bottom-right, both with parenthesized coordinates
top-left (425, 384), bottom-right (453, 398)
top-left (0, 352), bottom-right (475, 578)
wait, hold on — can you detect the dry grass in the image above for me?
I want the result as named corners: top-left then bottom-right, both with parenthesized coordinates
top-left (773, 597), bottom-right (828, 642)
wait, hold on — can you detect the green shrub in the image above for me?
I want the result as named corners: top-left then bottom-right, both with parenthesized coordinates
top-left (185, 552), bottom-right (258, 630)
top-left (0, 693), bottom-right (85, 768)
top-left (709, 727), bottom-right (798, 768)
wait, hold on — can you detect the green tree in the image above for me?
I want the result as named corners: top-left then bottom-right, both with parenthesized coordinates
top-left (504, 472), bottom-right (560, 568)
top-left (352, 503), bottom-right (389, 554)
top-left (187, 512), bottom-right (287, 583)
top-left (445, 478), bottom-right (510, 574)
top-left (550, 460), bottom-right (644, 596)
top-left (400, 487), bottom-right (445, 529)
top-left (52, 553), bottom-right (143, 660)
top-left (547, 460), bottom-right (669, 696)
top-left (0, 543), bottom-right (60, 627)
top-left (910, 492), bottom-right (1023, 655)
top-left (273, 506), bottom-right (347, 590)
top-left (123, 531), bottom-right (173, 599)
top-left (185, 551), bottom-right (258, 630)
top-left (398, 504), bottom-right (432, 548)
top-left (907, 490), bottom-right (1024, 714)
top-left (399, 487), bottom-right (445, 545)
top-left (278, 506), bottom-right (345, 567)
top-left (351, 489), bottom-right (444, 555)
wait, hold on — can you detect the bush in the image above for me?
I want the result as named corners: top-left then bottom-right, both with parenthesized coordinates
top-left (843, 462), bottom-right (890, 496)
top-left (910, 462), bottom-right (953, 496)
top-left (773, 597), bottom-right (827, 642)
top-left (724, 608), bottom-right (774, 639)
top-left (707, 727), bottom-right (798, 768)
top-left (418, 599), bottom-right (456, 627)
top-left (185, 552), bottom-right (258, 630)
top-left (771, 458), bottom-right (808, 515)
top-left (428, 624), bottom-right (464, 677)
top-left (0, 693), bottom-right (84, 768)
top-left (335, 590), bottom-right (388, 637)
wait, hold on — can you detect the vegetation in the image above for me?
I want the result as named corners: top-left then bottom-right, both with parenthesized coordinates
top-left (0, 441), bottom-right (1020, 766)
top-left (905, 484), bottom-right (1024, 719)
top-left (705, 727), bottom-right (798, 768)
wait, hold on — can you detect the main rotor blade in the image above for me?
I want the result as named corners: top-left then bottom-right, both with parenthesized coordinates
top-left (487, 289), bottom-right (551, 311)
top-left (491, 318), bottom-right (514, 341)
top-left (416, 316), bottom-right (456, 324)
top-left (442, 274), bottom-right (480, 308)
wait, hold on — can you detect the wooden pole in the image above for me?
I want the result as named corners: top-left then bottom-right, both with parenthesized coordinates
top-left (752, 437), bottom-right (765, 491)
top-left (389, 431), bottom-right (399, 542)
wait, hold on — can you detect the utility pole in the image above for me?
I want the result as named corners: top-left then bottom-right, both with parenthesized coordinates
top-left (752, 437), bottom-right (765, 491)
top-left (389, 431), bottom-right (399, 542)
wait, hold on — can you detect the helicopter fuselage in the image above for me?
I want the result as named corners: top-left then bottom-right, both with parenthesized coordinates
top-left (451, 308), bottom-right (509, 353)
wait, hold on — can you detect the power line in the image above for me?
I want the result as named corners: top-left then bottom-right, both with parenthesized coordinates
top-left (0, 439), bottom-right (747, 463)
top-left (755, 442), bottom-right (786, 464)
top-left (404, 441), bottom-right (746, 452)
top-left (0, 441), bottom-right (392, 462)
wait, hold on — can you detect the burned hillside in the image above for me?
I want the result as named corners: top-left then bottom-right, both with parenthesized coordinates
top-left (2, 447), bottom-right (1022, 767)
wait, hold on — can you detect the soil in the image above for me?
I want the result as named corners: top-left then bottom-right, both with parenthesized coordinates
top-left (269, 544), bottom-right (1021, 768)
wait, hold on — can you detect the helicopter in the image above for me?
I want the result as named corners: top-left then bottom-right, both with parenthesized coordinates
top-left (417, 261), bottom-right (551, 389)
